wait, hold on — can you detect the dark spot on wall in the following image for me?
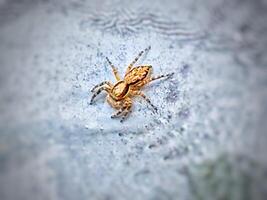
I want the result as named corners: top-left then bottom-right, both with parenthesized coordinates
top-left (180, 64), bottom-right (190, 78)
top-left (165, 81), bottom-right (180, 103)
top-left (178, 107), bottom-right (190, 120)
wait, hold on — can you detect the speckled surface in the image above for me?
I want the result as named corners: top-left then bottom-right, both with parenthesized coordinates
top-left (0, 0), bottom-right (267, 199)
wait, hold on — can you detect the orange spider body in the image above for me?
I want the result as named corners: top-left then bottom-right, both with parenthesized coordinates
top-left (109, 65), bottom-right (151, 100)
top-left (90, 46), bottom-right (173, 122)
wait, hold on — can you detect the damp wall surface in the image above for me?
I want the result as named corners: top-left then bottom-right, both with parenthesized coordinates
top-left (0, 0), bottom-right (267, 199)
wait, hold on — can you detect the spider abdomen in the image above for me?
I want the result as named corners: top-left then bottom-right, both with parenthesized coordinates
top-left (111, 81), bottom-right (130, 99)
top-left (124, 65), bottom-right (152, 85)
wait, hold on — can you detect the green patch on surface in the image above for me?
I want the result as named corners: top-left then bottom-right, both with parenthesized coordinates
top-left (187, 154), bottom-right (267, 200)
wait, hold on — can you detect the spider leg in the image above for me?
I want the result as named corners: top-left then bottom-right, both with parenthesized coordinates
top-left (120, 107), bottom-right (132, 123)
top-left (90, 85), bottom-right (111, 105)
top-left (106, 57), bottom-right (121, 81)
top-left (131, 91), bottom-right (158, 113)
top-left (141, 72), bottom-right (174, 86)
top-left (111, 108), bottom-right (125, 118)
top-left (110, 97), bottom-right (132, 121)
top-left (120, 98), bottom-right (132, 122)
top-left (126, 46), bottom-right (151, 74)
top-left (91, 81), bottom-right (112, 92)
top-left (149, 72), bottom-right (174, 82)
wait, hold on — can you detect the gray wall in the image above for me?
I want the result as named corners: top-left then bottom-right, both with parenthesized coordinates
top-left (0, 0), bottom-right (267, 199)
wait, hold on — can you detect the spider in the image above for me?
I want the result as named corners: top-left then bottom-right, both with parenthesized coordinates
top-left (90, 46), bottom-right (174, 122)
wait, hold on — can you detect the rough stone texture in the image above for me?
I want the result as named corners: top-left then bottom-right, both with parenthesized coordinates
top-left (0, 0), bottom-right (267, 199)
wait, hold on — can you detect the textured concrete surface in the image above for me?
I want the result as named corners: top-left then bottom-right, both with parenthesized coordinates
top-left (0, 0), bottom-right (267, 199)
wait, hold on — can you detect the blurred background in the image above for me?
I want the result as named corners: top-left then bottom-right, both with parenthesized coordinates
top-left (0, 0), bottom-right (267, 199)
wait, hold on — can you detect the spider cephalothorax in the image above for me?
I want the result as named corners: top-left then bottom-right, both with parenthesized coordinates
top-left (90, 46), bottom-right (173, 122)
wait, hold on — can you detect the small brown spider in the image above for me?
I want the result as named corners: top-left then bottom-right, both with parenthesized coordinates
top-left (90, 46), bottom-right (173, 122)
